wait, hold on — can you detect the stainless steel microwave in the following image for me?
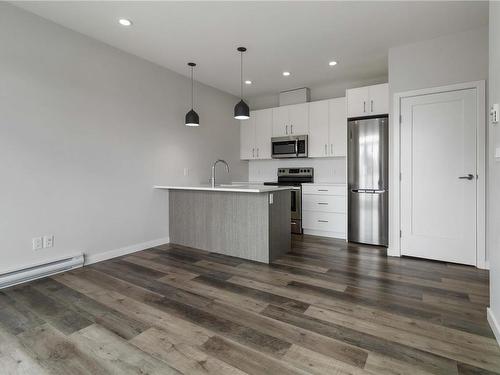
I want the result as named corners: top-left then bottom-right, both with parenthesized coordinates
top-left (271, 135), bottom-right (308, 158)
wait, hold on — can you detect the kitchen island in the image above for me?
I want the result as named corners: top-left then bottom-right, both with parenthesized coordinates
top-left (154, 185), bottom-right (291, 263)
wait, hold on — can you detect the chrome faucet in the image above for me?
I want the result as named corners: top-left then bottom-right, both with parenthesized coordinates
top-left (211, 159), bottom-right (230, 188)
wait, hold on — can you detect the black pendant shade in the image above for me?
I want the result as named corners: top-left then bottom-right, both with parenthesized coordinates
top-left (185, 109), bottom-right (199, 126)
top-left (234, 47), bottom-right (250, 120)
top-left (234, 99), bottom-right (250, 120)
top-left (185, 62), bottom-right (199, 127)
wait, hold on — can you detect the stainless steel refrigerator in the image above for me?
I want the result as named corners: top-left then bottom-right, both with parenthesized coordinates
top-left (348, 115), bottom-right (388, 246)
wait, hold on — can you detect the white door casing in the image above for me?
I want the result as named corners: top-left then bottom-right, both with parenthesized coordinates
top-left (400, 89), bottom-right (477, 265)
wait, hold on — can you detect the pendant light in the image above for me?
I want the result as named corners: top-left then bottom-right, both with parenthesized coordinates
top-left (234, 47), bottom-right (250, 120)
top-left (185, 62), bottom-right (199, 127)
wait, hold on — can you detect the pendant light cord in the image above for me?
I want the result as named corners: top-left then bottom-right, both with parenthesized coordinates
top-left (240, 50), bottom-right (243, 99)
top-left (191, 66), bottom-right (194, 109)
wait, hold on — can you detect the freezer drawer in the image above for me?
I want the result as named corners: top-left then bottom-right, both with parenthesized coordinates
top-left (348, 190), bottom-right (388, 246)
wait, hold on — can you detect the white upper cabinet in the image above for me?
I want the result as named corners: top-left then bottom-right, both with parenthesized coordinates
top-left (240, 112), bottom-right (256, 160)
top-left (307, 97), bottom-right (347, 158)
top-left (289, 103), bottom-right (309, 135)
top-left (368, 83), bottom-right (389, 116)
top-left (329, 97), bottom-right (347, 157)
top-left (347, 83), bottom-right (388, 118)
top-left (240, 109), bottom-right (273, 160)
top-left (308, 100), bottom-right (330, 157)
top-left (272, 106), bottom-right (289, 137)
top-left (254, 109), bottom-right (273, 159)
top-left (272, 103), bottom-right (309, 136)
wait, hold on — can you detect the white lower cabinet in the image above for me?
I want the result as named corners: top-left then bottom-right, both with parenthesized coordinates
top-left (302, 184), bottom-right (346, 239)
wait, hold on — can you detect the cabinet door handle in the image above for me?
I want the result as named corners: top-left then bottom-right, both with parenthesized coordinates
top-left (330, 144), bottom-right (333, 155)
top-left (318, 220), bottom-right (329, 223)
top-left (290, 124), bottom-right (293, 134)
top-left (324, 144), bottom-right (327, 155)
top-left (318, 202), bottom-right (329, 205)
top-left (256, 148), bottom-right (259, 158)
top-left (363, 101), bottom-right (366, 113)
top-left (285, 125), bottom-right (288, 135)
top-left (371, 100), bottom-right (374, 112)
top-left (252, 148), bottom-right (255, 158)
top-left (317, 189), bottom-right (329, 192)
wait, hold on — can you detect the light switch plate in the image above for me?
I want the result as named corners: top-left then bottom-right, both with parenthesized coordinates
top-left (491, 104), bottom-right (499, 124)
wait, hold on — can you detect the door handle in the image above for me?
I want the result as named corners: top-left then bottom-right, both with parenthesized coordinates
top-left (371, 100), bottom-right (374, 112)
top-left (252, 148), bottom-right (255, 158)
top-left (317, 202), bottom-right (329, 205)
top-left (295, 140), bottom-right (299, 155)
top-left (318, 220), bottom-right (329, 223)
top-left (285, 125), bottom-right (288, 135)
top-left (256, 148), bottom-right (259, 158)
top-left (458, 174), bottom-right (474, 180)
top-left (324, 144), bottom-right (327, 155)
top-left (330, 144), bottom-right (333, 155)
top-left (363, 101), bottom-right (366, 113)
top-left (290, 124), bottom-right (293, 134)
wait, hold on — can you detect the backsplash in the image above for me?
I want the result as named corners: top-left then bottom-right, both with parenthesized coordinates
top-left (248, 157), bottom-right (346, 183)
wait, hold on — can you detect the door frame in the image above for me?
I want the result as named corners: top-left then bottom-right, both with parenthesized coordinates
top-left (389, 81), bottom-right (486, 269)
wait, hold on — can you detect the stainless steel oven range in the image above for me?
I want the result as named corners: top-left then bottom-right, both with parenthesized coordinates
top-left (264, 167), bottom-right (314, 234)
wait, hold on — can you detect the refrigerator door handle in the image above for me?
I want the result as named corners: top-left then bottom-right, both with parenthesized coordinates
top-left (351, 189), bottom-right (386, 194)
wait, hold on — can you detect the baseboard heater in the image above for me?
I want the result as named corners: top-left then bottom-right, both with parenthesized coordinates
top-left (0, 254), bottom-right (84, 290)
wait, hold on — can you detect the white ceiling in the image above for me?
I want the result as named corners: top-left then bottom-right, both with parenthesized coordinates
top-left (14, 1), bottom-right (488, 97)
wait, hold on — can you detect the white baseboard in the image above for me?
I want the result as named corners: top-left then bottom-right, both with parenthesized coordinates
top-left (387, 247), bottom-right (401, 257)
top-left (487, 308), bottom-right (500, 346)
top-left (84, 237), bottom-right (170, 265)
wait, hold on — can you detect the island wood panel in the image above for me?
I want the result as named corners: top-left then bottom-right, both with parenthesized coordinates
top-left (169, 189), bottom-right (290, 263)
top-left (0, 235), bottom-right (498, 375)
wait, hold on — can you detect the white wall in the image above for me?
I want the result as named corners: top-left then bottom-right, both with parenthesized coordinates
top-left (248, 158), bottom-right (346, 184)
top-left (488, 1), bottom-right (500, 344)
top-left (247, 76), bottom-right (388, 110)
top-left (0, 3), bottom-right (247, 272)
top-left (387, 27), bottom-right (489, 259)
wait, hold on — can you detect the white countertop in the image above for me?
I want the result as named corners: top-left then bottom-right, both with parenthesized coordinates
top-left (153, 184), bottom-right (292, 193)
top-left (302, 182), bottom-right (347, 186)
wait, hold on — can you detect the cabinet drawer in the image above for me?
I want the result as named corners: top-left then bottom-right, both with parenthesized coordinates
top-left (303, 211), bottom-right (346, 232)
top-left (302, 185), bottom-right (346, 196)
top-left (302, 195), bottom-right (346, 213)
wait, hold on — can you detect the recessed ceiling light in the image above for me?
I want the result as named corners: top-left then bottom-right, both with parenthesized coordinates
top-left (118, 18), bottom-right (133, 27)
top-left (329, 61), bottom-right (338, 66)
top-left (245, 80), bottom-right (252, 85)
top-left (282, 71), bottom-right (291, 76)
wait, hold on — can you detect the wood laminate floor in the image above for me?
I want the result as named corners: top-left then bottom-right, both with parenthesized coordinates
top-left (1, 235), bottom-right (499, 375)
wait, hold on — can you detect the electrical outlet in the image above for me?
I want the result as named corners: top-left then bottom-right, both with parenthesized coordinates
top-left (32, 237), bottom-right (43, 250)
top-left (43, 235), bottom-right (54, 248)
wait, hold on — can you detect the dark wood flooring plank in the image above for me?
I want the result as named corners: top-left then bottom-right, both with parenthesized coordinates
top-left (202, 336), bottom-right (307, 375)
top-left (261, 305), bottom-right (458, 375)
top-left (4, 285), bottom-right (93, 335)
top-left (32, 278), bottom-right (150, 340)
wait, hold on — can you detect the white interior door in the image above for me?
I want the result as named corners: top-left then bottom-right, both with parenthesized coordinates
top-left (400, 88), bottom-right (477, 265)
